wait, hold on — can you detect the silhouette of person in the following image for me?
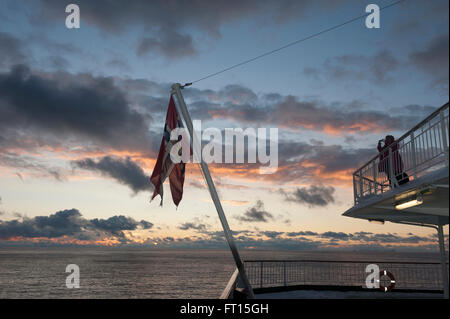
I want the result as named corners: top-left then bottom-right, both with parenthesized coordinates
top-left (377, 135), bottom-right (409, 187)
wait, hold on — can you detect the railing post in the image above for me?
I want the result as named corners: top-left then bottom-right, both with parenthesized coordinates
top-left (372, 162), bottom-right (377, 195)
top-left (410, 132), bottom-right (417, 179)
top-left (359, 169), bottom-right (363, 197)
top-left (437, 223), bottom-right (449, 299)
top-left (260, 261), bottom-right (263, 288)
top-left (440, 110), bottom-right (449, 165)
top-left (388, 147), bottom-right (398, 188)
top-left (283, 261), bottom-right (287, 287)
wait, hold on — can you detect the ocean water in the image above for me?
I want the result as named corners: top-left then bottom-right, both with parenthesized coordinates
top-left (0, 247), bottom-right (443, 298)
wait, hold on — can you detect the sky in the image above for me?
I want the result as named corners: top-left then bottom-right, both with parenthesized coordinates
top-left (0, 0), bottom-right (448, 251)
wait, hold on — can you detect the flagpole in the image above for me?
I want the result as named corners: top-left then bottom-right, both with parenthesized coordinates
top-left (171, 83), bottom-right (255, 299)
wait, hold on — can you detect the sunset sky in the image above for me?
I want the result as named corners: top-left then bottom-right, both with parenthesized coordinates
top-left (0, 0), bottom-right (448, 250)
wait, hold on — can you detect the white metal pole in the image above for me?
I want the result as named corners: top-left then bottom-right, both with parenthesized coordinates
top-left (440, 110), bottom-right (449, 164)
top-left (410, 132), bottom-right (417, 179)
top-left (170, 83), bottom-right (255, 299)
top-left (437, 223), bottom-right (449, 299)
top-left (388, 147), bottom-right (398, 188)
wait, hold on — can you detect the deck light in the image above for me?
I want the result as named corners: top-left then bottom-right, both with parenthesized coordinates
top-left (395, 195), bottom-right (423, 210)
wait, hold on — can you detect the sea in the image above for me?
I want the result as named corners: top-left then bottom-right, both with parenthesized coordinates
top-left (0, 247), bottom-right (443, 298)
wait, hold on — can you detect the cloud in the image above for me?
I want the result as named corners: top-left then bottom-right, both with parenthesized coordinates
top-left (34, 1), bottom-right (345, 59)
top-left (0, 209), bottom-right (86, 239)
top-left (409, 34), bottom-right (449, 90)
top-left (353, 232), bottom-right (431, 244)
top-left (302, 50), bottom-right (399, 85)
top-left (282, 185), bottom-right (335, 207)
top-left (0, 209), bottom-right (153, 242)
top-left (211, 140), bottom-right (375, 185)
top-left (285, 231), bottom-right (318, 237)
top-left (158, 229), bottom-right (437, 251)
top-left (178, 222), bottom-right (208, 232)
top-left (391, 1), bottom-right (448, 37)
top-left (0, 32), bottom-right (26, 68)
top-left (0, 64), bottom-right (151, 154)
top-left (0, 152), bottom-right (66, 181)
top-left (0, 64), bottom-right (439, 187)
top-left (235, 200), bottom-right (273, 222)
top-left (328, 50), bottom-right (398, 84)
top-left (106, 59), bottom-right (131, 73)
top-left (73, 156), bottom-right (152, 194)
top-left (258, 231), bottom-right (284, 238)
top-left (91, 215), bottom-right (153, 236)
top-left (137, 29), bottom-right (196, 59)
top-left (0, 215), bottom-right (438, 250)
top-left (185, 86), bottom-right (427, 135)
top-left (320, 231), bottom-right (351, 241)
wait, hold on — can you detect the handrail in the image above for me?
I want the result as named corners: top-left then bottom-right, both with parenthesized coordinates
top-left (352, 102), bottom-right (449, 203)
top-left (245, 259), bottom-right (447, 265)
top-left (397, 102), bottom-right (449, 142)
top-left (357, 175), bottom-right (388, 187)
top-left (354, 102), bottom-right (449, 174)
top-left (244, 259), bottom-right (449, 291)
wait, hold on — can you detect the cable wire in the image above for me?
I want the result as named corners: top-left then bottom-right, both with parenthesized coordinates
top-left (187, 0), bottom-right (407, 86)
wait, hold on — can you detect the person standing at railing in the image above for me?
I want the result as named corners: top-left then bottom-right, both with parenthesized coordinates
top-left (377, 135), bottom-right (409, 187)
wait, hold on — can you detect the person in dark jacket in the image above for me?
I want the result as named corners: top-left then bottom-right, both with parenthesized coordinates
top-left (377, 135), bottom-right (409, 187)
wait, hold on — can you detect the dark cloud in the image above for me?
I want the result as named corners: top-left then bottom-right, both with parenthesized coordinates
top-left (106, 59), bottom-right (131, 73)
top-left (0, 64), bottom-right (439, 187)
top-left (0, 152), bottom-right (66, 181)
top-left (306, 50), bottom-right (399, 85)
top-left (233, 140), bottom-right (374, 184)
top-left (178, 222), bottom-right (208, 232)
top-left (389, 104), bottom-right (437, 116)
top-left (391, 1), bottom-right (448, 37)
top-left (36, 1), bottom-right (339, 59)
top-left (285, 231), bottom-right (318, 237)
top-left (0, 32), bottom-right (26, 68)
top-left (46, 55), bottom-right (70, 70)
top-left (0, 209), bottom-right (85, 238)
top-left (282, 185), bottom-right (335, 207)
top-left (258, 231), bottom-right (284, 238)
top-left (0, 209), bottom-right (153, 240)
top-left (353, 232), bottom-right (431, 244)
top-left (90, 215), bottom-right (153, 237)
top-left (146, 229), bottom-right (437, 251)
top-left (185, 86), bottom-right (426, 135)
top-left (320, 231), bottom-right (351, 241)
top-left (0, 65), bottom-right (151, 154)
top-left (235, 200), bottom-right (273, 222)
top-left (0, 215), bottom-right (437, 249)
top-left (409, 34), bottom-right (449, 90)
top-left (137, 30), bottom-right (196, 59)
top-left (73, 156), bottom-right (152, 194)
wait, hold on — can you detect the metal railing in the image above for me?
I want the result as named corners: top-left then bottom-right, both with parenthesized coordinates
top-left (353, 103), bottom-right (449, 205)
top-left (245, 260), bottom-right (448, 291)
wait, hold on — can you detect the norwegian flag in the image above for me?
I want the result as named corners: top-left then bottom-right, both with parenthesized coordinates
top-left (150, 96), bottom-right (186, 206)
